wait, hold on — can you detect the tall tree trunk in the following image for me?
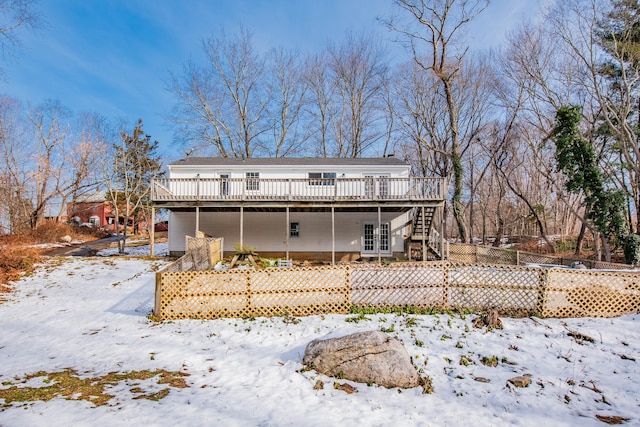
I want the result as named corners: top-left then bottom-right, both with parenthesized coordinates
top-left (493, 218), bottom-right (505, 248)
top-left (575, 220), bottom-right (587, 256)
top-left (443, 78), bottom-right (467, 243)
top-left (601, 233), bottom-right (611, 263)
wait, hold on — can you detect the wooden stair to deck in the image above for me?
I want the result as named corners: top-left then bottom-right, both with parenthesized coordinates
top-left (410, 206), bottom-right (442, 259)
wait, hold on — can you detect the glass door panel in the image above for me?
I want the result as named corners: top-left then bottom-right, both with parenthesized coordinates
top-left (220, 173), bottom-right (229, 196)
top-left (363, 223), bottom-right (375, 253)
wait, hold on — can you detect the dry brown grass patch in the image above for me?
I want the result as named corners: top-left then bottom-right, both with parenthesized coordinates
top-left (32, 221), bottom-right (109, 243)
top-left (0, 245), bottom-right (41, 287)
top-left (0, 368), bottom-right (190, 408)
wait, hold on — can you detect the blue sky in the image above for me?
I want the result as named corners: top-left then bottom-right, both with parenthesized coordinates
top-left (4, 0), bottom-right (541, 161)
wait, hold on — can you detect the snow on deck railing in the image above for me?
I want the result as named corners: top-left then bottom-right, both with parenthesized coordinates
top-left (151, 177), bottom-right (445, 202)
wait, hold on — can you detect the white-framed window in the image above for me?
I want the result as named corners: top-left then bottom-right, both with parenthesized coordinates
top-left (290, 222), bottom-right (300, 237)
top-left (364, 174), bottom-right (390, 198)
top-left (89, 215), bottom-right (100, 227)
top-left (308, 172), bottom-right (336, 186)
top-left (246, 172), bottom-right (259, 191)
top-left (219, 173), bottom-right (230, 196)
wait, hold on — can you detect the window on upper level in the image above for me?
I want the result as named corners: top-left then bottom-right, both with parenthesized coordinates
top-left (246, 172), bottom-right (259, 191)
top-left (308, 172), bottom-right (336, 186)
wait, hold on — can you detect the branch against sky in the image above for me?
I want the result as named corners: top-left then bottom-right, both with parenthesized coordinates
top-left (167, 27), bottom-right (270, 158)
top-left (265, 47), bottom-right (309, 158)
top-left (302, 51), bottom-right (335, 157)
top-left (0, 96), bottom-right (30, 233)
top-left (0, 97), bottom-right (104, 231)
top-left (0, 0), bottom-right (43, 77)
top-left (385, 0), bottom-right (489, 243)
top-left (326, 31), bottom-right (390, 158)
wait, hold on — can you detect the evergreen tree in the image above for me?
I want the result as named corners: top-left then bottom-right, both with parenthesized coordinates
top-left (108, 119), bottom-right (163, 253)
top-left (553, 106), bottom-right (626, 260)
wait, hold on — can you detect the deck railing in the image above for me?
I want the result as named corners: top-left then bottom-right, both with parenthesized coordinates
top-left (151, 177), bottom-right (445, 203)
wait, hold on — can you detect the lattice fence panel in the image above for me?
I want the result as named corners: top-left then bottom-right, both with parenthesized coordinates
top-left (590, 261), bottom-right (634, 270)
top-left (450, 244), bottom-right (633, 270)
top-left (448, 244), bottom-right (478, 264)
top-left (247, 267), bottom-right (350, 317)
top-left (186, 236), bottom-right (223, 270)
top-left (161, 236), bottom-right (224, 273)
top-left (519, 253), bottom-right (560, 265)
top-left (449, 244), bottom-right (517, 265)
top-left (351, 262), bottom-right (448, 308)
top-left (542, 269), bottom-right (640, 318)
top-left (156, 270), bottom-right (249, 320)
top-left (154, 260), bottom-right (639, 320)
top-left (155, 267), bottom-right (350, 320)
top-left (477, 247), bottom-right (517, 265)
top-left (447, 264), bottom-right (542, 314)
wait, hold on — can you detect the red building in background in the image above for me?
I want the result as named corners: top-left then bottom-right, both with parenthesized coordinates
top-left (68, 191), bottom-right (147, 233)
top-left (68, 191), bottom-right (115, 230)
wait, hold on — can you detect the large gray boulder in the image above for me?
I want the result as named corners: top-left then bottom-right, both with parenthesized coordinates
top-left (303, 330), bottom-right (421, 389)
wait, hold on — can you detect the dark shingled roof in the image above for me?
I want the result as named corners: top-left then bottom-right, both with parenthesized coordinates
top-left (169, 156), bottom-right (408, 167)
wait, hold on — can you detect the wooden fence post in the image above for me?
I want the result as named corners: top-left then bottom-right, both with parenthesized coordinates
top-left (245, 270), bottom-right (252, 317)
top-left (443, 261), bottom-right (450, 308)
top-left (153, 272), bottom-right (163, 321)
top-left (536, 269), bottom-right (549, 317)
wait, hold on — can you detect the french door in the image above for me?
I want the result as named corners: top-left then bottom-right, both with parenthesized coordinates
top-left (362, 222), bottom-right (390, 255)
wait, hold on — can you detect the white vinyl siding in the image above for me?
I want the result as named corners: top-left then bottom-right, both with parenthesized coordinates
top-left (168, 211), bottom-right (408, 255)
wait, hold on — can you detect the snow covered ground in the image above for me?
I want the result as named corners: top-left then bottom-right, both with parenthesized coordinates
top-left (0, 244), bottom-right (638, 426)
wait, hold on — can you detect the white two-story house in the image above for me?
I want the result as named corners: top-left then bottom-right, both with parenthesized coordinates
top-left (150, 157), bottom-right (445, 263)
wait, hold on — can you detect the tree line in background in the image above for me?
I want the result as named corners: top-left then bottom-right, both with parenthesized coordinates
top-left (1, 0), bottom-right (639, 261)
top-left (0, 97), bottom-right (162, 252)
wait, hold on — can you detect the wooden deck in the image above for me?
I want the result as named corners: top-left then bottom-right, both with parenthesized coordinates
top-left (151, 177), bottom-right (445, 207)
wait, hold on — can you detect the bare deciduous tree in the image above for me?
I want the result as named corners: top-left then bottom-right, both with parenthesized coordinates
top-left (265, 48), bottom-right (309, 157)
top-left (327, 31), bottom-right (390, 158)
top-left (387, 0), bottom-right (489, 242)
top-left (0, 98), bottom-right (103, 233)
top-left (168, 27), bottom-right (269, 158)
top-left (27, 100), bottom-right (71, 228)
top-left (303, 52), bottom-right (335, 157)
top-left (0, 96), bottom-right (29, 233)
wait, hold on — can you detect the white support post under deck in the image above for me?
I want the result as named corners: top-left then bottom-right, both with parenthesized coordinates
top-left (286, 207), bottom-right (290, 261)
top-left (240, 206), bottom-right (244, 247)
top-left (150, 206), bottom-right (155, 256)
top-left (331, 207), bottom-right (335, 266)
top-left (195, 206), bottom-right (200, 236)
top-left (440, 211), bottom-right (446, 260)
top-left (377, 206), bottom-right (381, 264)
